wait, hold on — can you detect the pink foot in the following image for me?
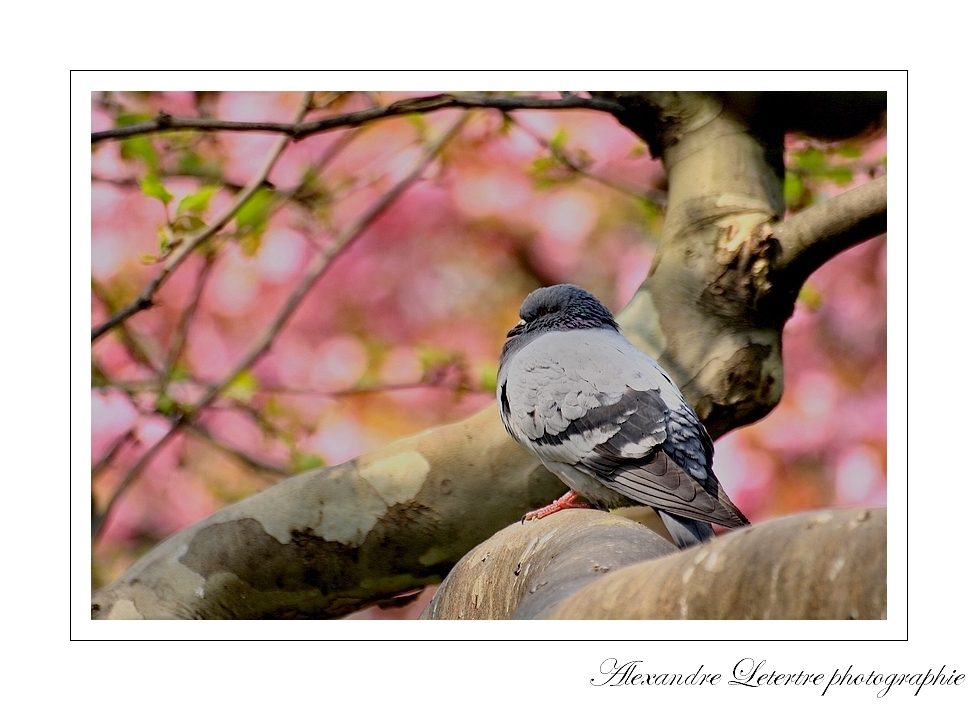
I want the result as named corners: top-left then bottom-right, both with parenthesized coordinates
top-left (522, 490), bottom-right (592, 522)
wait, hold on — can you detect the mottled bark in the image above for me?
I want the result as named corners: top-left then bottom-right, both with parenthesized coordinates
top-left (598, 92), bottom-right (884, 437)
top-left (92, 408), bottom-right (563, 619)
top-left (420, 510), bottom-right (678, 621)
top-left (423, 508), bottom-right (885, 620)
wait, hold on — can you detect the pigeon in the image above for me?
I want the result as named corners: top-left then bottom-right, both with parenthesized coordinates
top-left (496, 284), bottom-right (749, 548)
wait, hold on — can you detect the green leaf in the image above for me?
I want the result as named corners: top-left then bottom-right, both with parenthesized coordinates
top-left (637, 196), bottom-right (663, 223)
top-left (798, 283), bottom-right (823, 311)
top-left (477, 364), bottom-right (497, 392)
top-left (177, 184), bottom-right (220, 215)
top-left (784, 172), bottom-right (805, 207)
top-left (405, 113), bottom-right (427, 139)
top-left (224, 370), bottom-right (259, 402)
top-left (239, 230), bottom-right (263, 256)
top-left (550, 128), bottom-right (567, 151)
top-left (91, 362), bottom-right (108, 388)
top-left (528, 155), bottom-right (577, 189)
top-left (120, 136), bottom-right (159, 170)
top-left (176, 150), bottom-right (223, 180)
top-left (824, 166), bottom-right (853, 185)
top-left (140, 173), bottom-right (172, 206)
top-left (235, 186), bottom-right (276, 237)
top-left (158, 224), bottom-right (173, 252)
top-left (155, 392), bottom-right (176, 417)
top-left (792, 147), bottom-right (827, 174)
top-left (291, 451), bottom-right (325, 473)
top-left (172, 214), bottom-right (206, 234)
top-left (169, 363), bottom-right (190, 382)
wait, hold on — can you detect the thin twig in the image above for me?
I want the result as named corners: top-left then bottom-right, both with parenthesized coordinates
top-left (91, 92), bottom-right (314, 343)
top-left (92, 114), bottom-right (469, 541)
top-left (91, 429), bottom-right (136, 480)
top-left (91, 92), bottom-right (622, 144)
top-left (92, 126), bottom-right (364, 246)
top-left (158, 251), bottom-right (216, 394)
top-left (509, 115), bottom-right (667, 207)
top-left (90, 278), bottom-right (161, 372)
top-left (260, 381), bottom-right (475, 398)
top-left (268, 125), bottom-right (364, 222)
top-left (105, 377), bottom-right (475, 401)
top-left (218, 398), bottom-right (300, 438)
top-left (185, 422), bottom-right (291, 478)
top-left (91, 173), bottom-right (250, 194)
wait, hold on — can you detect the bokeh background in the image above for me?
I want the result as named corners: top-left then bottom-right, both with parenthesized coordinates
top-left (90, 91), bottom-right (886, 617)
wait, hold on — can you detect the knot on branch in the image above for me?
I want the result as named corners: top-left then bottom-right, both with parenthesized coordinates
top-left (707, 219), bottom-right (793, 327)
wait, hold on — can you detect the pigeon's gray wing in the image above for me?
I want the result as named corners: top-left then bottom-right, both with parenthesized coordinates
top-left (498, 329), bottom-right (747, 529)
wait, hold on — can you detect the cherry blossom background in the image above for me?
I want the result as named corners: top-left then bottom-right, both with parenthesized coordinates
top-left (90, 91), bottom-right (886, 617)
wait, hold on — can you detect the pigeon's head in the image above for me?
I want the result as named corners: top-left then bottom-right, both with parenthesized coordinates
top-left (507, 284), bottom-right (618, 338)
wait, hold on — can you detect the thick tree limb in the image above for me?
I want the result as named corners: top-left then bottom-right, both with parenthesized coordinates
top-left (422, 508), bottom-right (885, 620)
top-left (420, 510), bottom-right (678, 620)
top-left (598, 92), bottom-right (886, 437)
top-left (91, 93), bottom-right (623, 144)
top-left (91, 408), bottom-right (566, 619)
top-left (551, 508), bottom-right (885, 619)
top-left (772, 175), bottom-right (887, 284)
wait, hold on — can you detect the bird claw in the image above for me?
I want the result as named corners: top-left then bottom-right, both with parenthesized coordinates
top-left (521, 491), bottom-right (591, 523)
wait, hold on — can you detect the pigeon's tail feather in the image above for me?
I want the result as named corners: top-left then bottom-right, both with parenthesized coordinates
top-left (660, 512), bottom-right (715, 549)
top-left (603, 451), bottom-right (750, 529)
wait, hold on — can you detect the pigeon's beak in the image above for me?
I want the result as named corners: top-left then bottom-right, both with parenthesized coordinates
top-left (506, 319), bottom-right (526, 338)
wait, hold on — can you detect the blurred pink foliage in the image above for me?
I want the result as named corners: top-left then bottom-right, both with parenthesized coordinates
top-left (90, 92), bottom-right (886, 615)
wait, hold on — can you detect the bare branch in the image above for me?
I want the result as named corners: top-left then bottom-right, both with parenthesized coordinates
top-left (259, 381), bottom-right (473, 399)
top-left (91, 116), bottom-right (468, 541)
top-left (90, 279), bottom-right (161, 372)
top-left (91, 429), bottom-right (135, 479)
top-left (91, 93), bottom-right (314, 343)
top-left (91, 93), bottom-right (623, 144)
top-left (158, 252), bottom-right (216, 394)
top-left (185, 422), bottom-right (291, 478)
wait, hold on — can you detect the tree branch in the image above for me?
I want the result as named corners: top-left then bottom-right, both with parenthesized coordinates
top-left (158, 251), bottom-right (216, 395)
top-left (90, 279), bottom-right (160, 372)
top-left (91, 429), bottom-right (135, 480)
top-left (773, 174), bottom-right (887, 282)
top-left (91, 407), bottom-right (566, 619)
top-left (91, 93), bottom-right (623, 144)
top-left (422, 508), bottom-right (886, 619)
top-left (185, 422), bottom-right (291, 478)
top-left (91, 93), bottom-right (313, 343)
top-left (509, 115), bottom-right (666, 206)
top-left (91, 116), bottom-right (468, 542)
